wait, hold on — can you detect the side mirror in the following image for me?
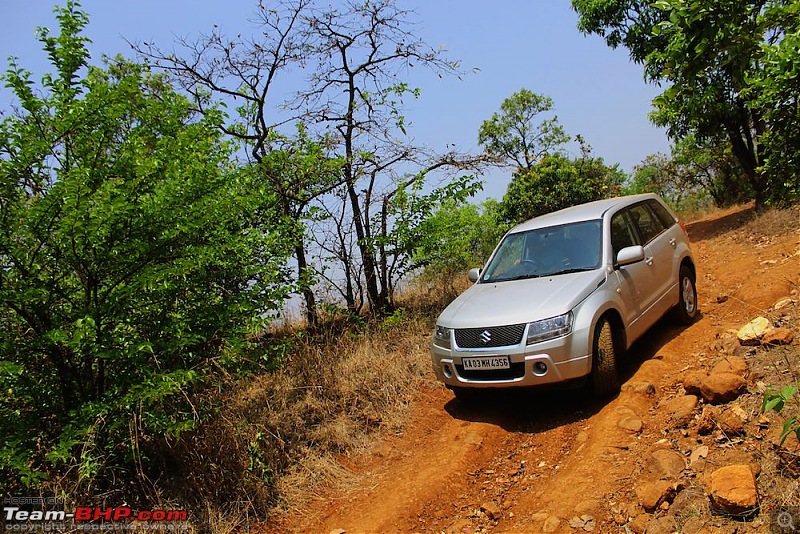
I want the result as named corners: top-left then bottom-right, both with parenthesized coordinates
top-left (616, 245), bottom-right (645, 267)
top-left (468, 268), bottom-right (481, 282)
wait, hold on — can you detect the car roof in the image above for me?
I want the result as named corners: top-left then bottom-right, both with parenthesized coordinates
top-left (509, 194), bottom-right (662, 233)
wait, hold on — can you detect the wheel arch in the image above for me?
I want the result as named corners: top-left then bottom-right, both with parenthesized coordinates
top-left (591, 307), bottom-right (627, 358)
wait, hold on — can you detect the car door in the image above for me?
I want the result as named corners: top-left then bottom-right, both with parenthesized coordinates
top-left (628, 201), bottom-right (673, 317)
top-left (609, 208), bottom-right (654, 333)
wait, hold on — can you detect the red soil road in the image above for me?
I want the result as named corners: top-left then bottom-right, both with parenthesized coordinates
top-left (270, 205), bottom-right (800, 533)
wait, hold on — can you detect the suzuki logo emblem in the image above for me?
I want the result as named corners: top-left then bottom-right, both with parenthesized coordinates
top-left (480, 330), bottom-right (492, 344)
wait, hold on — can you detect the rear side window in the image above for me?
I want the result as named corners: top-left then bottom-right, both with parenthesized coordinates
top-left (628, 203), bottom-right (667, 244)
top-left (648, 200), bottom-right (676, 229)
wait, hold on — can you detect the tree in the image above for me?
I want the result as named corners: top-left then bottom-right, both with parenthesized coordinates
top-left (629, 134), bottom-right (750, 209)
top-left (137, 0), bottom-right (486, 317)
top-left (748, 1), bottom-right (800, 203)
top-left (414, 199), bottom-right (508, 281)
top-left (572, 0), bottom-right (800, 208)
top-left (502, 151), bottom-right (625, 223)
top-left (133, 0), bottom-right (344, 327)
top-left (295, 0), bottom-right (486, 314)
top-left (478, 89), bottom-right (570, 171)
top-left (0, 2), bottom-right (294, 491)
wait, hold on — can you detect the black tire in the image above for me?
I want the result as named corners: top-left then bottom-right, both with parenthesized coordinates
top-left (671, 265), bottom-right (698, 325)
top-left (591, 318), bottom-right (620, 397)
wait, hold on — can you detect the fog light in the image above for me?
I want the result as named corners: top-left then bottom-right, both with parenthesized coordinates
top-left (443, 364), bottom-right (453, 378)
top-left (533, 362), bottom-right (548, 376)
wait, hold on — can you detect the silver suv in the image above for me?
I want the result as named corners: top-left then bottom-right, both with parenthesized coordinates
top-left (430, 194), bottom-right (697, 398)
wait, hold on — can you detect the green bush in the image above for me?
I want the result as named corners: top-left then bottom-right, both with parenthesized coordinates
top-left (0, 3), bottom-right (294, 497)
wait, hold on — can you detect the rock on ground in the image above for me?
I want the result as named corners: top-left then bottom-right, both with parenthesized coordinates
top-left (706, 464), bottom-right (759, 516)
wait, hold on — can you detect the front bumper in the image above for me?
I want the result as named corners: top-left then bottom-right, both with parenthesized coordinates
top-left (430, 328), bottom-right (592, 389)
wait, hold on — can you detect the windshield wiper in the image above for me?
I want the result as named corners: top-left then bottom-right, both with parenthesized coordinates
top-left (505, 273), bottom-right (542, 281)
top-left (543, 267), bottom-right (590, 277)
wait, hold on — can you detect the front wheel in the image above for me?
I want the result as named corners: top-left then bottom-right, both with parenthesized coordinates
top-left (591, 318), bottom-right (620, 397)
top-left (671, 265), bottom-right (698, 325)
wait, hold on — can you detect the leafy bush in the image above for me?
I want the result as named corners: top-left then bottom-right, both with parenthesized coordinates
top-left (413, 199), bottom-right (507, 280)
top-left (502, 152), bottom-right (624, 223)
top-left (0, 3), bottom-right (294, 497)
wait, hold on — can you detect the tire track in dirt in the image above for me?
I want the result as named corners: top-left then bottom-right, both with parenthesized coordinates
top-left (271, 205), bottom-right (800, 533)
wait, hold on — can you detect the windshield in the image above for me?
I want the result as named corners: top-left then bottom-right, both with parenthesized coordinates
top-left (480, 219), bottom-right (602, 283)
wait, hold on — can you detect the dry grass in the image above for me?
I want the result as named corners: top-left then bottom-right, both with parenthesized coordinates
top-left (149, 275), bottom-right (469, 532)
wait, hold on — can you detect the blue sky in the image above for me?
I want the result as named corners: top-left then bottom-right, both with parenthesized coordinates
top-left (1, 1), bottom-right (670, 201)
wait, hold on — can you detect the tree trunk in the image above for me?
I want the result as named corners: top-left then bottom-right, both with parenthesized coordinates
top-left (724, 119), bottom-right (767, 211)
top-left (345, 180), bottom-right (385, 313)
top-left (295, 242), bottom-right (318, 327)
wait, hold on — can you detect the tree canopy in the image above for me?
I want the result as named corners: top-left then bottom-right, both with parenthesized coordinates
top-left (478, 89), bottom-right (570, 171)
top-left (572, 0), bottom-right (800, 207)
top-left (502, 152), bottom-right (625, 223)
top-left (0, 1), bottom-right (295, 492)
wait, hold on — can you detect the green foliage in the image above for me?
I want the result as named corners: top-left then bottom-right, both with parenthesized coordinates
top-left (478, 89), bottom-right (570, 171)
top-left (381, 173), bottom-right (484, 297)
top-left (414, 199), bottom-right (508, 279)
top-left (502, 152), bottom-right (625, 224)
top-left (0, 3), bottom-right (294, 495)
top-left (747, 2), bottom-right (800, 205)
top-left (573, 0), bottom-right (800, 208)
top-left (572, 0), bottom-right (669, 62)
top-left (763, 384), bottom-right (800, 445)
top-left (628, 134), bottom-right (751, 211)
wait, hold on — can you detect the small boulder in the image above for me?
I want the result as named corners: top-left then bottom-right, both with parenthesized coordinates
top-left (717, 405), bottom-right (747, 436)
top-left (697, 405), bottom-right (721, 435)
top-left (481, 501), bottom-right (501, 521)
top-left (645, 516), bottom-right (679, 534)
top-left (706, 464), bottom-right (758, 515)
top-left (763, 328), bottom-right (795, 346)
top-left (710, 356), bottom-right (747, 377)
top-left (689, 445), bottom-right (709, 469)
top-left (542, 515), bottom-right (561, 533)
top-left (628, 514), bottom-right (650, 534)
top-left (618, 415), bottom-right (643, 433)
top-left (737, 316), bottom-right (773, 346)
top-left (635, 480), bottom-right (682, 512)
top-left (664, 395), bottom-right (699, 428)
top-left (700, 372), bottom-right (747, 404)
top-left (683, 372), bottom-right (705, 396)
top-left (650, 449), bottom-right (686, 478)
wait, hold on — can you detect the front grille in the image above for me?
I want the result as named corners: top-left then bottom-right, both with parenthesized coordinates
top-left (456, 362), bottom-right (526, 381)
top-left (454, 324), bottom-right (525, 348)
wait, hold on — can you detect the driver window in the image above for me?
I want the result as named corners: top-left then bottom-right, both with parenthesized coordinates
top-left (611, 211), bottom-right (637, 257)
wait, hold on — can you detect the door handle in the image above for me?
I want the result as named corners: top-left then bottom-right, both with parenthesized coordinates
top-left (645, 257), bottom-right (654, 266)
top-left (669, 238), bottom-right (677, 247)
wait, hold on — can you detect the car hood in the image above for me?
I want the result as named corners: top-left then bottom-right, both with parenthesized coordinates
top-left (437, 269), bottom-right (607, 328)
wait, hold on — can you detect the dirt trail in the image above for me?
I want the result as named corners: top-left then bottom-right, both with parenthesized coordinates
top-left (270, 205), bottom-right (800, 533)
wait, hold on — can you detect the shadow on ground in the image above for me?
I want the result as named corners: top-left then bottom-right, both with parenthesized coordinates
top-left (443, 313), bottom-right (699, 434)
top-left (685, 205), bottom-right (754, 242)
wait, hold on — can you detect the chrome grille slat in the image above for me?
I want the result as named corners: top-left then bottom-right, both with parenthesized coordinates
top-left (454, 323), bottom-right (525, 348)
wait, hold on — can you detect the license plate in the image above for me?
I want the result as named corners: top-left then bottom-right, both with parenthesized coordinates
top-left (462, 356), bottom-right (510, 370)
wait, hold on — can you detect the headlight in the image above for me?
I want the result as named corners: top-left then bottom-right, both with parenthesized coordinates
top-left (433, 325), bottom-right (452, 349)
top-left (526, 312), bottom-right (573, 345)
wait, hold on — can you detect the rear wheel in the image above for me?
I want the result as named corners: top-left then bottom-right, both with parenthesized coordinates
top-left (591, 318), bottom-right (620, 397)
top-left (671, 265), bottom-right (698, 325)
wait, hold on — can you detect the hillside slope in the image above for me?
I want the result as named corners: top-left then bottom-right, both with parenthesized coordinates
top-left (267, 205), bottom-right (800, 534)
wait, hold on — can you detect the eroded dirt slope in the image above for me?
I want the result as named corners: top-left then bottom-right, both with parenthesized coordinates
top-left (268, 205), bottom-right (800, 534)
